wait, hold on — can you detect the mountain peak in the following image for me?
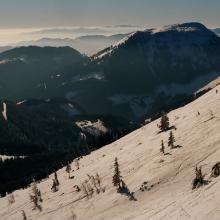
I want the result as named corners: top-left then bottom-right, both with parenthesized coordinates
top-left (150, 22), bottom-right (209, 34)
top-left (94, 22), bottom-right (217, 60)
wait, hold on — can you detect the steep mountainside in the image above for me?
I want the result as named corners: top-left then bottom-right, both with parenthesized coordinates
top-left (1, 82), bottom-right (220, 220)
top-left (58, 22), bottom-right (220, 119)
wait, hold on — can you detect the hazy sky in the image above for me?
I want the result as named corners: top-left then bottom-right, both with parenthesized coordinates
top-left (0, 0), bottom-right (219, 28)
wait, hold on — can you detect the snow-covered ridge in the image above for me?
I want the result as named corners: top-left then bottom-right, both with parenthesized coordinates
top-left (150, 22), bottom-right (209, 34)
top-left (93, 22), bottom-right (217, 60)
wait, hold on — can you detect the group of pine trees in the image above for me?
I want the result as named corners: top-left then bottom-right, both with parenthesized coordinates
top-left (159, 112), bottom-right (176, 155)
top-left (160, 131), bottom-right (176, 154)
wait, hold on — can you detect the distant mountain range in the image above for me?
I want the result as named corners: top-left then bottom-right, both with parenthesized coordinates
top-left (11, 34), bottom-right (129, 55)
top-left (1, 23), bottom-right (220, 121)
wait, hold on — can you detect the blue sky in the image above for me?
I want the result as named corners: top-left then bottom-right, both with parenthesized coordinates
top-left (0, 0), bottom-right (219, 28)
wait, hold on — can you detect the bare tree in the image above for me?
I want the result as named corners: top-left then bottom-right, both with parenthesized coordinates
top-left (192, 166), bottom-right (205, 189)
top-left (29, 179), bottom-right (42, 211)
top-left (75, 159), bottom-right (80, 170)
top-left (95, 173), bottom-right (101, 187)
top-left (51, 179), bottom-right (58, 192)
top-left (21, 210), bottom-right (27, 220)
top-left (66, 163), bottom-right (71, 179)
top-left (69, 209), bottom-right (77, 220)
top-left (7, 193), bottom-right (15, 205)
top-left (81, 182), bottom-right (89, 198)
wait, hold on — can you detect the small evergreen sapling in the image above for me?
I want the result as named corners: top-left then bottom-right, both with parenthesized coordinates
top-left (54, 171), bottom-right (59, 186)
top-left (112, 157), bottom-right (122, 189)
top-left (168, 131), bottom-right (175, 149)
top-left (160, 140), bottom-right (165, 154)
top-left (159, 112), bottom-right (170, 132)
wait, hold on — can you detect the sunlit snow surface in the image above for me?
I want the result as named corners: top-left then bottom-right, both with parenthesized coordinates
top-left (2, 84), bottom-right (220, 219)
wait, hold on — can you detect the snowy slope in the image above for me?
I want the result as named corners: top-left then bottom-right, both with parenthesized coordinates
top-left (2, 85), bottom-right (220, 219)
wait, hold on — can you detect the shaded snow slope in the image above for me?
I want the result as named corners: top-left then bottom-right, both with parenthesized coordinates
top-left (2, 85), bottom-right (220, 219)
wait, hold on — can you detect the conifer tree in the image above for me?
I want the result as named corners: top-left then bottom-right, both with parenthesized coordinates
top-left (54, 171), bottom-right (59, 186)
top-left (66, 163), bottom-right (71, 179)
top-left (168, 131), bottom-right (175, 149)
top-left (160, 140), bottom-right (165, 154)
top-left (112, 157), bottom-right (121, 189)
top-left (159, 112), bottom-right (170, 132)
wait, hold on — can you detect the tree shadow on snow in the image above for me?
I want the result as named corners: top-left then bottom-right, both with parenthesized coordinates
top-left (158, 125), bottom-right (177, 134)
top-left (118, 186), bottom-right (137, 201)
top-left (171, 145), bottom-right (183, 149)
